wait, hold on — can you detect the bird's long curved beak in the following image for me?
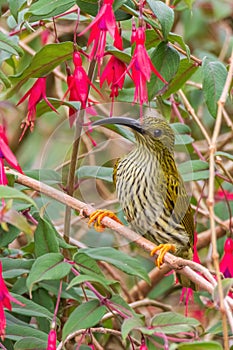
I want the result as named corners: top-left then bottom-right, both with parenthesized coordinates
top-left (92, 117), bottom-right (144, 134)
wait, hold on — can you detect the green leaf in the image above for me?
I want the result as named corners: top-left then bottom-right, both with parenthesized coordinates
top-left (24, 168), bottom-right (62, 185)
top-left (148, 42), bottom-right (180, 99)
top-left (171, 123), bottom-right (191, 134)
top-left (14, 337), bottom-right (49, 350)
top-left (0, 32), bottom-right (24, 57)
top-left (172, 341), bottom-right (223, 350)
top-left (1, 208), bottom-right (33, 235)
top-left (163, 58), bottom-right (199, 98)
top-left (62, 300), bottom-right (107, 340)
top-left (34, 217), bottom-right (59, 257)
top-left (6, 324), bottom-right (48, 344)
top-left (121, 316), bottom-right (144, 340)
top-left (147, 0), bottom-right (174, 39)
top-left (77, 166), bottom-right (113, 183)
top-left (202, 57), bottom-right (228, 117)
top-left (10, 293), bottom-right (55, 320)
top-left (74, 251), bottom-right (105, 277)
top-left (213, 279), bottom-right (233, 302)
top-left (7, 42), bottom-right (73, 98)
top-left (26, 0), bottom-right (75, 20)
top-left (215, 151), bottom-right (233, 161)
top-left (2, 258), bottom-right (34, 278)
top-left (168, 32), bottom-right (190, 59)
top-left (0, 186), bottom-right (37, 208)
top-left (151, 312), bottom-right (200, 334)
top-left (26, 253), bottom-right (71, 296)
top-left (0, 69), bottom-right (11, 88)
top-left (67, 274), bottom-right (113, 291)
top-left (80, 247), bottom-right (150, 283)
top-left (35, 98), bottom-right (81, 118)
top-left (178, 160), bottom-right (209, 181)
top-left (8, 0), bottom-right (25, 22)
top-left (0, 225), bottom-right (20, 247)
top-left (105, 45), bottom-right (131, 64)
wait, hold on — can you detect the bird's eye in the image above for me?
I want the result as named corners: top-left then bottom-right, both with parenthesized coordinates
top-left (153, 129), bottom-right (162, 137)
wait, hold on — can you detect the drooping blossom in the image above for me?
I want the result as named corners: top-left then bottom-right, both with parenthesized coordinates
top-left (220, 237), bottom-right (233, 278)
top-left (65, 51), bottom-right (101, 133)
top-left (100, 28), bottom-right (127, 104)
top-left (17, 77), bottom-right (57, 140)
top-left (78, 0), bottom-right (119, 72)
top-left (117, 26), bottom-right (167, 116)
top-left (46, 329), bottom-right (57, 350)
top-left (0, 261), bottom-right (24, 340)
top-left (0, 123), bottom-right (23, 187)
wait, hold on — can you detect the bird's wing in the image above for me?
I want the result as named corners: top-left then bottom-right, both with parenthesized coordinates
top-left (164, 173), bottom-right (194, 244)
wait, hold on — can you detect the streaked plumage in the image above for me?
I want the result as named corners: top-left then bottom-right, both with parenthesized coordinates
top-left (92, 115), bottom-right (194, 288)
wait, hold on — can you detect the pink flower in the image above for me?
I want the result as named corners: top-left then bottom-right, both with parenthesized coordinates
top-left (100, 29), bottom-right (126, 100)
top-left (46, 329), bottom-right (57, 350)
top-left (117, 26), bottom-right (167, 116)
top-left (139, 337), bottom-right (148, 350)
top-left (216, 189), bottom-right (233, 201)
top-left (220, 238), bottom-right (233, 278)
top-left (17, 77), bottom-right (57, 140)
top-left (180, 232), bottom-right (201, 316)
top-left (78, 0), bottom-right (118, 71)
top-left (0, 261), bottom-right (24, 340)
top-left (0, 123), bottom-right (23, 186)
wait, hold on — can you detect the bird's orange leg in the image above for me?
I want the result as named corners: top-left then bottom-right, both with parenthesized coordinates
top-left (88, 209), bottom-right (123, 232)
top-left (150, 244), bottom-right (176, 268)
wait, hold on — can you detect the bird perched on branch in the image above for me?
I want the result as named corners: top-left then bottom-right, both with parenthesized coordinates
top-left (89, 115), bottom-right (195, 289)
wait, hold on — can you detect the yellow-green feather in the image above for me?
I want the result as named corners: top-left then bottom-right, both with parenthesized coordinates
top-left (113, 116), bottom-right (195, 288)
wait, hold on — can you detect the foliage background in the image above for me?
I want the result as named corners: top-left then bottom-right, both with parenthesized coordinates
top-left (0, 0), bottom-right (233, 349)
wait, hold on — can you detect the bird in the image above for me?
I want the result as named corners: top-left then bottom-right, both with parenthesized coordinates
top-left (89, 115), bottom-right (195, 289)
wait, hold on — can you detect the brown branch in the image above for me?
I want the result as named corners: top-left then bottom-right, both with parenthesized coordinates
top-left (5, 168), bottom-right (215, 291)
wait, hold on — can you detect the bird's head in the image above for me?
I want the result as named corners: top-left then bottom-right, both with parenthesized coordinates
top-left (92, 116), bottom-right (175, 152)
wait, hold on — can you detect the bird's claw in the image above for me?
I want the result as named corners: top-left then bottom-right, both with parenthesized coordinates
top-left (88, 209), bottom-right (123, 232)
top-left (150, 243), bottom-right (176, 268)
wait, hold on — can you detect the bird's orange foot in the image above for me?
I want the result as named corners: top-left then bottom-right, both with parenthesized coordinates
top-left (150, 244), bottom-right (176, 268)
top-left (88, 209), bottom-right (123, 232)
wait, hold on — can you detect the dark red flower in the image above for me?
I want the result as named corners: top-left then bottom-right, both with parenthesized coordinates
top-left (139, 337), bottom-right (148, 350)
top-left (220, 238), bottom-right (233, 278)
top-left (100, 29), bottom-right (126, 100)
top-left (78, 0), bottom-right (118, 71)
top-left (46, 329), bottom-right (57, 350)
top-left (17, 77), bottom-right (57, 140)
top-left (0, 124), bottom-right (23, 186)
top-left (0, 261), bottom-right (24, 340)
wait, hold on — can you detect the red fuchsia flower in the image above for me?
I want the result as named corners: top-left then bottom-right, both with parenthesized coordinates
top-left (78, 0), bottom-right (119, 73)
top-left (216, 189), bottom-right (233, 201)
top-left (17, 77), bottom-right (57, 141)
top-left (100, 29), bottom-right (127, 115)
top-left (117, 26), bottom-right (167, 117)
top-left (0, 123), bottom-right (23, 186)
top-left (0, 261), bottom-right (24, 340)
top-left (46, 329), bottom-right (57, 350)
top-left (65, 51), bottom-right (101, 132)
top-left (88, 344), bottom-right (95, 350)
top-left (220, 237), bottom-right (233, 278)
